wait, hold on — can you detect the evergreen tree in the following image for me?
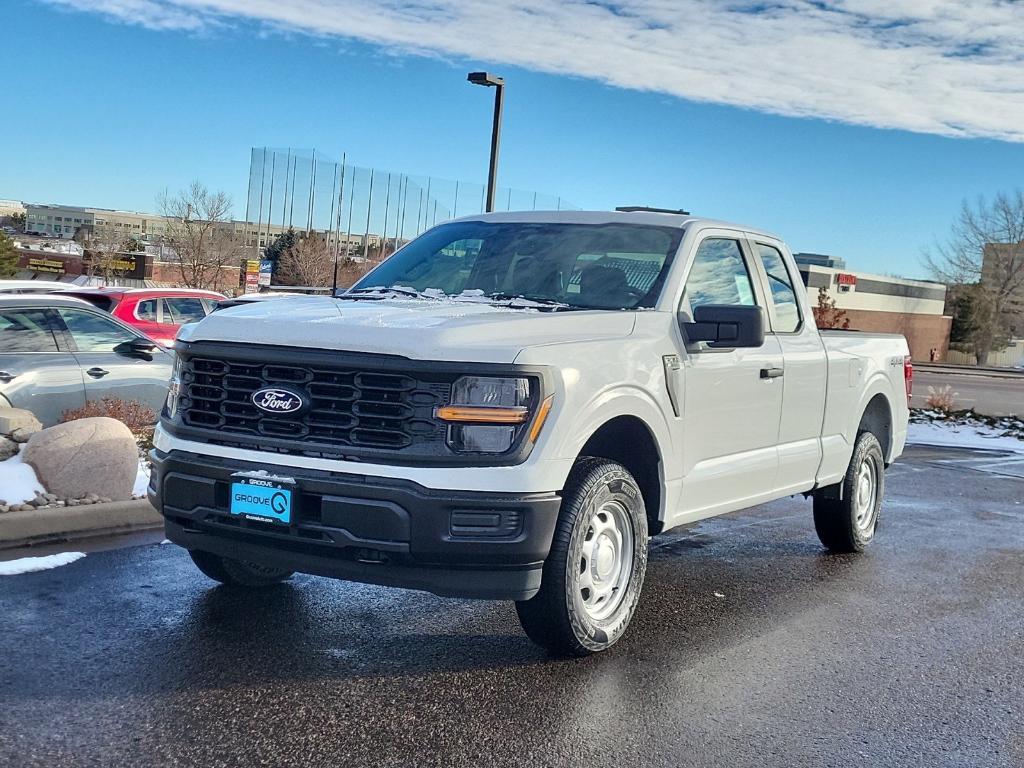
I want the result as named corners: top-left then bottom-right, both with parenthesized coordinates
top-left (0, 232), bottom-right (18, 278)
top-left (264, 227), bottom-right (298, 268)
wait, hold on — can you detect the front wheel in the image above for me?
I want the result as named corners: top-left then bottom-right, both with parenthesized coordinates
top-left (189, 550), bottom-right (294, 588)
top-left (813, 431), bottom-right (885, 553)
top-left (516, 458), bottom-right (649, 656)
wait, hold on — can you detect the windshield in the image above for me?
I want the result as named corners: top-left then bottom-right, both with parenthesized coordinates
top-left (350, 221), bottom-right (684, 310)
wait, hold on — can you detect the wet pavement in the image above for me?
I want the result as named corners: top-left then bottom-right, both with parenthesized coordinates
top-left (1, 444), bottom-right (1021, 767)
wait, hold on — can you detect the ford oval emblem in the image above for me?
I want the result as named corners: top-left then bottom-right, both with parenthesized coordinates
top-left (251, 387), bottom-right (306, 415)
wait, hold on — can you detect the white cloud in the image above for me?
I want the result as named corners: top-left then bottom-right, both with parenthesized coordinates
top-left (42, 0), bottom-right (1024, 141)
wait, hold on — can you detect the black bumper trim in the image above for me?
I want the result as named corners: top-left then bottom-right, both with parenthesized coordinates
top-left (149, 448), bottom-right (562, 600)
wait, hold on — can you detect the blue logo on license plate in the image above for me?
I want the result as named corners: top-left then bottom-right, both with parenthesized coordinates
top-left (229, 481), bottom-right (292, 524)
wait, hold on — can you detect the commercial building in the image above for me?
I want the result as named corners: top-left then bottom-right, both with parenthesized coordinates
top-left (795, 255), bottom-right (951, 362)
top-left (24, 203), bottom-right (171, 242)
top-left (0, 199), bottom-right (26, 217)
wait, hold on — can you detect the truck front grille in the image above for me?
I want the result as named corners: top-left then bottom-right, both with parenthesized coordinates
top-left (178, 355), bottom-right (450, 454)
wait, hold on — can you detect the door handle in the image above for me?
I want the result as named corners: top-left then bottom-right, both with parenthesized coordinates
top-left (0, 370), bottom-right (16, 383)
top-left (86, 367), bottom-right (110, 379)
top-left (760, 367), bottom-right (784, 379)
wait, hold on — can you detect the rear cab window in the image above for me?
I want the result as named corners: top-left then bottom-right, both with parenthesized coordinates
top-left (754, 243), bottom-right (802, 333)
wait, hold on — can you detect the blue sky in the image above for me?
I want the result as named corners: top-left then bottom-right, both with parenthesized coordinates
top-left (4, 0), bottom-right (1024, 278)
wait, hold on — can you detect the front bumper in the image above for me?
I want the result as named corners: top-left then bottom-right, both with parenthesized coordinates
top-left (149, 449), bottom-right (562, 600)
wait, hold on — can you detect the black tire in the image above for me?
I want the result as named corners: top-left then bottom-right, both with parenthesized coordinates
top-left (516, 457), bottom-right (649, 656)
top-left (813, 431), bottom-right (885, 553)
top-left (189, 550), bottom-right (294, 588)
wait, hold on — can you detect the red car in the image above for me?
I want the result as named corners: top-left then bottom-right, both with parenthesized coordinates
top-left (55, 288), bottom-right (225, 347)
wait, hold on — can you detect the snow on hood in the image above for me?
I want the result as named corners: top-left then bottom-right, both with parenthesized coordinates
top-left (177, 295), bottom-right (636, 363)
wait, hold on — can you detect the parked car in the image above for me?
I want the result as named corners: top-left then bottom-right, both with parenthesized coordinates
top-left (0, 279), bottom-right (70, 294)
top-left (55, 288), bottom-right (225, 347)
top-left (0, 294), bottom-right (173, 426)
top-left (150, 210), bottom-right (911, 655)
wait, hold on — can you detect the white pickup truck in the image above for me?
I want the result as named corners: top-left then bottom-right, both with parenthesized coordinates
top-left (151, 209), bottom-right (911, 655)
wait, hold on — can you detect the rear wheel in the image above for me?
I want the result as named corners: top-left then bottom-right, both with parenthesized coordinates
top-left (813, 431), bottom-right (884, 553)
top-left (189, 550), bottom-right (293, 588)
top-left (516, 458), bottom-right (648, 656)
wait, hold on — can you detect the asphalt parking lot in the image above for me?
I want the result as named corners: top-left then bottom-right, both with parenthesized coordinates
top-left (1, 443), bottom-right (1021, 768)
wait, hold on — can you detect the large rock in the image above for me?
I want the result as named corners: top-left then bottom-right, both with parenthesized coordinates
top-left (0, 436), bottom-right (18, 460)
top-left (0, 408), bottom-right (42, 438)
top-left (22, 418), bottom-right (137, 502)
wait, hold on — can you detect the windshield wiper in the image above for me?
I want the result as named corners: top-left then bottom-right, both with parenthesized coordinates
top-left (484, 292), bottom-right (580, 311)
top-left (339, 286), bottom-right (440, 301)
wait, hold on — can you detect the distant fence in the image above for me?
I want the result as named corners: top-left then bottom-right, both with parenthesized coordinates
top-left (945, 340), bottom-right (1024, 368)
top-left (244, 147), bottom-right (573, 259)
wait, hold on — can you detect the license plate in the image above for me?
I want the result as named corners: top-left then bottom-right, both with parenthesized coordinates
top-left (229, 479), bottom-right (292, 524)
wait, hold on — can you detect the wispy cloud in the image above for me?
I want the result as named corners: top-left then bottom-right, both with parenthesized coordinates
top-left (42, 0), bottom-right (1024, 141)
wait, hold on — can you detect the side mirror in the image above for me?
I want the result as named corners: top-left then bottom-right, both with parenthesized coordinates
top-left (115, 337), bottom-right (158, 358)
top-left (681, 304), bottom-right (764, 348)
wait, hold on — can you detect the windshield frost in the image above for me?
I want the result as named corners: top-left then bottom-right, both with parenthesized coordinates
top-left (350, 221), bottom-right (684, 310)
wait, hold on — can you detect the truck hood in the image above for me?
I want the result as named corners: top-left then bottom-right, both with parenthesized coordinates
top-left (178, 296), bottom-right (636, 363)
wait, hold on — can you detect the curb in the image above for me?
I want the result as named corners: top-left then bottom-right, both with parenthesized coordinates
top-left (0, 499), bottom-right (162, 550)
top-left (914, 364), bottom-right (1024, 379)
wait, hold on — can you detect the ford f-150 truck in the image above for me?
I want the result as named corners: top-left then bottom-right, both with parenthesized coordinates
top-left (150, 210), bottom-right (911, 655)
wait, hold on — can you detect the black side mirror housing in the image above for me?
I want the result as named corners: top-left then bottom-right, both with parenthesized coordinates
top-left (681, 304), bottom-right (764, 348)
top-left (115, 337), bottom-right (158, 358)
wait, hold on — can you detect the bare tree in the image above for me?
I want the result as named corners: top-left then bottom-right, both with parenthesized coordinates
top-left (812, 286), bottom-right (850, 329)
top-left (277, 234), bottom-right (333, 287)
top-left (158, 181), bottom-right (241, 290)
top-left (85, 223), bottom-right (129, 284)
top-left (926, 191), bottom-right (1024, 365)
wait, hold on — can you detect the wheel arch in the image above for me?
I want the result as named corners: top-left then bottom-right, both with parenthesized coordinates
top-left (576, 414), bottom-right (666, 535)
top-left (858, 391), bottom-right (894, 463)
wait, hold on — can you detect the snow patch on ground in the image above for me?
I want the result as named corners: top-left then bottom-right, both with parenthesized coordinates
top-left (907, 420), bottom-right (1024, 454)
top-left (133, 460), bottom-right (151, 498)
top-left (0, 552), bottom-right (85, 576)
top-left (0, 453), bottom-right (45, 504)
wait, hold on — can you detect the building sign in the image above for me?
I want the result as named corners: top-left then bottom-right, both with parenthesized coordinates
top-left (258, 259), bottom-right (273, 287)
top-left (27, 258), bottom-right (65, 274)
top-left (836, 273), bottom-right (857, 292)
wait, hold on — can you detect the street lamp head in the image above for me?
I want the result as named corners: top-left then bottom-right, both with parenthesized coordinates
top-left (467, 71), bottom-right (504, 87)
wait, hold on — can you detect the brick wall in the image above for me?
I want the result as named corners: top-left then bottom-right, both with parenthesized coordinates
top-left (841, 309), bottom-right (952, 362)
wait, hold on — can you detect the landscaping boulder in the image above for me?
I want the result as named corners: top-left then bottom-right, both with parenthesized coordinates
top-left (0, 437), bottom-right (17, 461)
top-left (0, 408), bottom-right (42, 438)
top-left (22, 417), bottom-right (137, 502)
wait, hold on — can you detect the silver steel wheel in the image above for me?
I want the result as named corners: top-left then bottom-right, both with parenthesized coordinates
top-left (853, 456), bottom-right (878, 534)
top-left (576, 499), bottom-right (634, 622)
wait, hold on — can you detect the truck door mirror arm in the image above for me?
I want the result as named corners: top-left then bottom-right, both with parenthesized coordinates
top-left (680, 304), bottom-right (765, 349)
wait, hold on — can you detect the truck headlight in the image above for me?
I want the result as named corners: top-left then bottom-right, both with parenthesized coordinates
top-left (436, 376), bottom-right (532, 453)
top-left (165, 355), bottom-right (182, 418)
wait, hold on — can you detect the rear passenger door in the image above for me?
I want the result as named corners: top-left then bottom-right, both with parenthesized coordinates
top-left (0, 306), bottom-right (86, 426)
top-left (749, 238), bottom-right (827, 494)
top-left (676, 234), bottom-right (786, 519)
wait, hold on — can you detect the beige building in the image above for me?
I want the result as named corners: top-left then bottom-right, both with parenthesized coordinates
top-left (798, 260), bottom-right (951, 361)
top-left (0, 199), bottom-right (26, 217)
top-left (24, 203), bottom-right (171, 242)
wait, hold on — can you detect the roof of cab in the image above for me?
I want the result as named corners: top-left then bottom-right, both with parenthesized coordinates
top-left (447, 209), bottom-right (783, 241)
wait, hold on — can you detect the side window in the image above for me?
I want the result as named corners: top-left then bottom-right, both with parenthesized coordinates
top-left (681, 238), bottom-right (757, 315)
top-left (166, 297), bottom-right (207, 325)
top-left (56, 309), bottom-right (136, 352)
top-left (0, 309), bottom-right (60, 353)
top-left (756, 244), bottom-right (801, 332)
top-left (135, 299), bottom-right (159, 322)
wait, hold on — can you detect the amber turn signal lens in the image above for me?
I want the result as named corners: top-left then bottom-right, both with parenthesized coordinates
top-left (435, 405), bottom-right (529, 424)
top-left (529, 396), bottom-right (554, 443)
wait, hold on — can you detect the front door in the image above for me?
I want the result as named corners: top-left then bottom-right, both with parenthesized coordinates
top-left (53, 307), bottom-right (174, 417)
top-left (0, 306), bottom-right (86, 426)
top-left (676, 235), bottom-right (786, 520)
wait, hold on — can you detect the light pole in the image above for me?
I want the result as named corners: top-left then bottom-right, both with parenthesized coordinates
top-left (467, 72), bottom-right (504, 213)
